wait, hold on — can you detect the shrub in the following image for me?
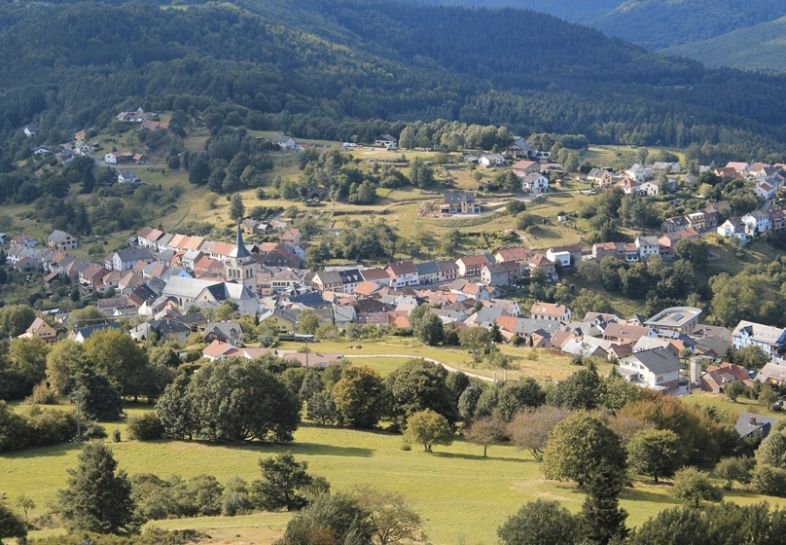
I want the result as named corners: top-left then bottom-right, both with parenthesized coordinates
top-left (128, 413), bottom-right (165, 441)
top-left (27, 381), bottom-right (58, 404)
top-left (752, 464), bottom-right (786, 497)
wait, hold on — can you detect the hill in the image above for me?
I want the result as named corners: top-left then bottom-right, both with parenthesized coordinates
top-left (2, 0), bottom-right (786, 172)
top-left (664, 15), bottom-right (786, 72)
top-left (407, 0), bottom-right (786, 52)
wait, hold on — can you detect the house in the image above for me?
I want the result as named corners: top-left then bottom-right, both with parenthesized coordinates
top-left (636, 236), bottom-right (660, 259)
top-left (770, 208), bottom-right (786, 231)
top-left (618, 347), bottom-right (682, 390)
top-left (511, 160), bottom-right (540, 176)
top-left (203, 321), bottom-right (243, 346)
top-left (478, 153), bottom-right (505, 167)
top-left (725, 162), bottom-right (750, 176)
top-left (506, 138), bottom-right (533, 158)
top-left (18, 317), bottom-right (57, 343)
top-left (735, 413), bottom-right (776, 441)
top-left (117, 170), bottom-right (140, 184)
top-left (311, 271), bottom-right (342, 292)
top-left (639, 181), bottom-right (660, 196)
top-left (441, 191), bottom-right (481, 215)
top-left (520, 173), bottom-right (549, 194)
top-left (360, 268), bottom-right (391, 287)
top-left (592, 242), bottom-right (622, 261)
top-left (651, 161), bottom-right (681, 175)
top-left (70, 322), bottom-right (122, 343)
top-left (435, 260), bottom-right (459, 282)
top-left (106, 247), bottom-right (154, 271)
top-left (269, 135), bottom-right (302, 151)
top-left (755, 181), bottom-right (777, 200)
top-left (603, 323), bottom-right (655, 344)
top-left (386, 260), bottom-right (419, 288)
top-left (416, 261), bottom-right (441, 285)
top-left (717, 217), bottom-right (750, 245)
top-left (494, 247), bottom-right (531, 264)
top-left (546, 248), bottom-right (571, 268)
top-left (732, 320), bottom-right (786, 356)
top-left (374, 134), bottom-right (398, 148)
top-left (616, 178), bottom-right (641, 195)
top-left (685, 211), bottom-right (707, 231)
top-left (661, 216), bottom-right (690, 234)
top-left (644, 307), bottom-right (702, 334)
top-left (701, 362), bottom-right (754, 394)
top-left (587, 168), bottom-right (613, 186)
top-left (137, 227), bottom-right (164, 249)
top-left (480, 261), bottom-right (520, 287)
top-left (741, 210), bottom-right (771, 237)
top-left (625, 163), bottom-right (650, 182)
top-left (456, 255), bottom-right (491, 278)
top-left (280, 228), bottom-right (302, 246)
top-left (47, 230), bottom-right (78, 251)
top-left (528, 253), bottom-right (557, 280)
top-left (129, 319), bottom-right (191, 342)
top-left (530, 301), bottom-right (571, 322)
top-left (23, 124), bottom-right (37, 138)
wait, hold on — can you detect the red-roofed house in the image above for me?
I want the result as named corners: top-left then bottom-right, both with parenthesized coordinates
top-left (530, 301), bottom-right (571, 321)
top-left (386, 261), bottom-right (419, 288)
top-left (456, 255), bottom-right (491, 278)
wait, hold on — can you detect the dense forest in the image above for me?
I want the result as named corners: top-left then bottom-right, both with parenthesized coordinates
top-left (408, 0), bottom-right (786, 52)
top-left (2, 0), bottom-right (786, 180)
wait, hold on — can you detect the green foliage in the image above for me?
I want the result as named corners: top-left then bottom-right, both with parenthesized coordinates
top-left (550, 367), bottom-right (601, 410)
top-left (756, 429), bottom-right (786, 470)
top-left (752, 464), bottom-right (786, 497)
top-left (475, 378), bottom-right (546, 421)
top-left (130, 473), bottom-right (224, 520)
top-left (0, 498), bottom-right (26, 544)
top-left (498, 500), bottom-right (580, 545)
top-left (464, 415), bottom-right (507, 457)
top-left (508, 405), bottom-right (571, 462)
top-left (276, 492), bottom-right (373, 545)
top-left (579, 463), bottom-right (628, 545)
top-left (252, 453), bottom-right (316, 512)
top-left (386, 359), bottom-right (457, 427)
top-left (542, 412), bottom-right (627, 488)
top-left (0, 305), bottom-right (35, 338)
top-left (714, 457), bottom-right (754, 490)
top-left (56, 442), bottom-right (137, 535)
top-left (627, 429), bottom-right (683, 482)
top-left (0, 401), bottom-right (79, 451)
top-left (410, 306), bottom-right (444, 346)
top-left (404, 409), bottom-right (453, 453)
top-left (127, 413), bottom-right (165, 441)
top-left (332, 366), bottom-right (387, 429)
top-left (670, 467), bottom-right (723, 508)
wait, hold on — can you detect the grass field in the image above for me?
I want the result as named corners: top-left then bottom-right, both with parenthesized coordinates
top-left (6, 412), bottom-right (786, 545)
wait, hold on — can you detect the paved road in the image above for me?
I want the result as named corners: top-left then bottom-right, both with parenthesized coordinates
top-left (346, 353), bottom-right (495, 382)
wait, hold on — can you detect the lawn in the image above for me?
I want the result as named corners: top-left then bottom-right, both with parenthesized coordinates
top-left (682, 391), bottom-right (786, 421)
top-left (8, 416), bottom-right (786, 545)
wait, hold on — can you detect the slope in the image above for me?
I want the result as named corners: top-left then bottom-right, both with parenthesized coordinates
top-left (664, 15), bottom-right (786, 72)
top-left (2, 0), bottom-right (786, 156)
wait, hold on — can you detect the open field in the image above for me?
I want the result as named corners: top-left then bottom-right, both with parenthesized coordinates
top-left (6, 413), bottom-right (786, 545)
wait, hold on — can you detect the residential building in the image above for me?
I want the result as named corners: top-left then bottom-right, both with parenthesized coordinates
top-left (735, 413), bottom-right (777, 441)
top-left (742, 210), bottom-right (771, 236)
top-left (416, 261), bottom-right (440, 284)
top-left (47, 230), bottom-right (77, 251)
top-left (456, 255), bottom-right (491, 278)
top-left (480, 261), bottom-right (520, 287)
top-left (701, 362), bottom-right (754, 394)
top-left (644, 306), bottom-right (702, 334)
top-left (374, 134), bottom-right (398, 148)
top-left (661, 216), bottom-right (690, 234)
top-left (478, 153), bottom-right (505, 167)
top-left (618, 347), bottom-right (682, 390)
top-left (440, 191), bottom-right (481, 215)
top-left (530, 301), bottom-right (571, 322)
top-left (106, 247), bottom-right (154, 271)
top-left (18, 317), bottom-right (57, 343)
top-left (717, 217), bottom-right (749, 245)
top-left (732, 320), bottom-right (786, 356)
top-left (511, 160), bottom-right (540, 176)
top-left (635, 236), bottom-right (660, 259)
top-left (386, 260), bottom-right (419, 288)
top-left (520, 173), bottom-right (549, 194)
top-left (435, 260), bottom-right (459, 282)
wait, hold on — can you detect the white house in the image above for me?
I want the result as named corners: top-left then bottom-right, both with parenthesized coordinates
top-left (732, 320), bottom-right (786, 356)
top-left (117, 170), bottom-right (140, 184)
top-left (635, 236), bottom-right (660, 259)
top-left (754, 181), bottom-right (777, 200)
top-left (374, 134), bottom-right (398, 148)
top-left (639, 181), bottom-right (659, 196)
top-left (478, 153), bottom-right (506, 168)
top-left (618, 347), bottom-right (682, 390)
top-left (545, 248), bottom-right (571, 268)
top-left (520, 173), bottom-right (549, 194)
top-left (625, 163), bottom-right (650, 182)
top-left (530, 301), bottom-right (571, 322)
top-left (741, 211), bottom-right (771, 237)
top-left (717, 218), bottom-right (750, 245)
top-left (104, 153), bottom-right (117, 164)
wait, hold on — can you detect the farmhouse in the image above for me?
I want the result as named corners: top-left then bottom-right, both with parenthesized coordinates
top-left (732, 320), bottom-right (786, 356)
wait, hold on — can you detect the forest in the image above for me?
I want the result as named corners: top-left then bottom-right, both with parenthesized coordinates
top-left (2, 0), bottom-right (786, 180)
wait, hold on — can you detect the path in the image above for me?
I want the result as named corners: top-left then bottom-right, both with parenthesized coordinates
top-left (346, 353), bottom-right (494, 382)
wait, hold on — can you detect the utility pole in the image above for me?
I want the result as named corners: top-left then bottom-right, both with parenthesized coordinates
top-left (73, 390), bottom-right (84, 442)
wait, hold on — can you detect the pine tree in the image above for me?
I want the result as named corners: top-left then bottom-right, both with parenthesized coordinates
top-left (579, 464), bottom-right (628, 545)
top-left (56, 442), bottom-right (137, 534)
top-left (0, 501), bottom-right (27, 545)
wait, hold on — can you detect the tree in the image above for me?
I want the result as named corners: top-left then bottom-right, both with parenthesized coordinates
top-left (465, 415), bottom-right (507, 457)
top-left (229, 194), bottom-right (245, 221)
top-left (732, 345), bottom-right (770, 369)
top-left (752, 464), bottom-right (786, 497)
top-left (252, 453), bottom-right (314, 511)
top-left (187, 358), bottom-right (300, 442)
top-left (457, 384), bottom-right (484, 423)
top-left (356, 488), bottom-right (429, 545)
top-left (404, 409), bottom-right (453, 453)
top-left (277, 492), bottom-right (373, 545)
top-left (0, 305), bottom-right (36, 337)
top-left (410, 158), bottom-right (434, 188)
top-left (756, 429), bottom-right (786, 469)
top-left (498, 500), bottom-right (580, 545)
top-left (3, 337), bottom-right (48, 399)
top-left (74, 368), bottom-right (123, 421)
top-left (56, 442), bottom-right (136, 534)
top-left (551, 368), bottom-right (601, 410)
top-left (579, 463), bottom-right (628, 545)
top-left (714, 457), bottom-right (754, 490)
top-left (671, 467), bottom-right (723, 508)
top-left (629, 507), bottom-right (706, 545)
top-left (296, 309), bottom-right (321, 335)
top-left (627, 429), bottom-right (683, 483)
top-left (84, 329), bottom-right (149, 398)
top-left (458, 327), bottom-right (491, 364)
top-left (542, 413), bottom-right (627, 488)
top-left (724, 380), bottom-right (748, 402)
top-left (411, 310), bottom-right (444, 346)
top-left (155, 370), bottom-right (196, 440)
top-left (386, 359), bottom-right (457, 427)
top-left (0, 501), bottom-right (26, 545)
top-left (508, 406), bottom-right (570, 462)
top-left (45, 339), bottom-right (89, 396)
top-left (332, 366), bottom-right (387, 428)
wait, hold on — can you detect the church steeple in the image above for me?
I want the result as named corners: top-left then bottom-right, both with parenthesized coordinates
top-left (230, 224), bottom-right (251, 259)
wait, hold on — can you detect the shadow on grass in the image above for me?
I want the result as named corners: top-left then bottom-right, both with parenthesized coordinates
top-left (431, 451), bottom-right (528, 463)
top-left (621, 487), bottom-right (677, 505)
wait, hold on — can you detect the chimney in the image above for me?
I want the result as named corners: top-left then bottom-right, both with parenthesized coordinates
top-left (750, 416), bottom-right (758, 426)
top-left (689, 360), bottom-right (702, 385)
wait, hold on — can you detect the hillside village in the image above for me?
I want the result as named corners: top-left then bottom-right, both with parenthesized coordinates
top-left (5, 143), bottom-right (786, 397)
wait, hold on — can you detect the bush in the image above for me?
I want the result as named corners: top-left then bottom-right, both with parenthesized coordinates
top-left (27, 381), bottom-right (58, 404)
top-left (752, 464), bottom-right (786, 497)
top-left (128, 413), bottom-right (165, 441)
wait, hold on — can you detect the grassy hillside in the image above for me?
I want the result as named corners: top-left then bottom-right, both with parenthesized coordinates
top-left (664, 15), bottom-right (786, 72)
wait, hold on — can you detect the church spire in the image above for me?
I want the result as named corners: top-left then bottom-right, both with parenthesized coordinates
top-left (230, 224), bottom-right (251, 259)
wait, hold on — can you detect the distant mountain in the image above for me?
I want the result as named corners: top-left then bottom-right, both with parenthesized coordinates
top-left (2, 0), bottom-right (786, 159)
top-left (664, 15), bottom-right (786, 72)
top-left (406, 0), bottom-right (786, 52)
